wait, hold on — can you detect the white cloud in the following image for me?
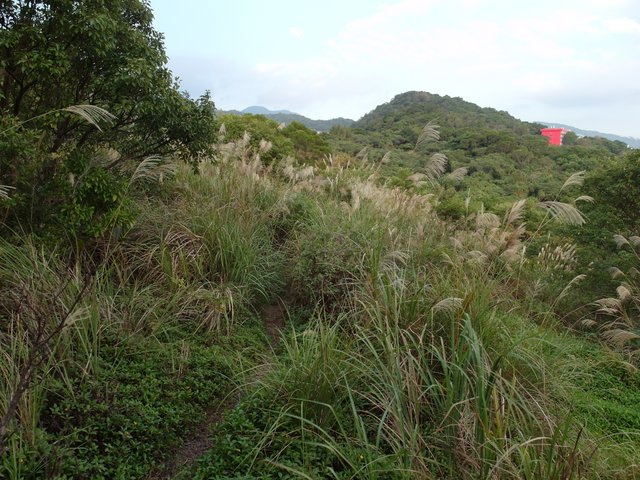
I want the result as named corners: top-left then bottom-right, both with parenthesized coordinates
top-left (289, 26), bottom-right (304, 39)
top-left (604, 18), bottom-right (640, 34)
top-left (514, 73), bottom-right (563, 95)
top-left (338, 0), bottom-right (437, 38)
top-left (581, 0), bottom-right (634, 6)
top-left (254, 60), bottom-right (338, 85)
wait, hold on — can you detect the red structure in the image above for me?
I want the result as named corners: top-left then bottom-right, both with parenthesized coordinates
top-left (540, 128), bottom-right (569, 146)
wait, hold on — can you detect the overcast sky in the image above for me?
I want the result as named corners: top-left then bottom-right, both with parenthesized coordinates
top-left (150, 0), bottom-right (640, 138)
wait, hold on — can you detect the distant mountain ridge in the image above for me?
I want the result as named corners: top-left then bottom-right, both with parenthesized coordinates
top-left (222, 106), bottom-right (355, 132)
top-left (222, 98), bottom-right (637, 147)
top-left (242, 106), bottom-right (296, 115)
top-left (539, 122), bottom-right (640, 148)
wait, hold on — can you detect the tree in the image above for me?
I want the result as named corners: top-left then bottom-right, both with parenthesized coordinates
top-left (568, 150), bottom-right (640, 298)
top-left (0, 0), bottom-right (216, 236)
top-left (562, 131), bottom-right (578, 145)
top-left (281, 121), bottom-right (330, 163)
top-left (217, 113), bottom-right (294, 164)
top-left (580, 150), bottom-right (640, 241)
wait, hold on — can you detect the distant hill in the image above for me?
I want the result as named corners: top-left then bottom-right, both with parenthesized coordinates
top-left (222, 106), bottom-right (355, 132)
top-left (242, 106), bottom-right (296, 115)
top-left (540, 122), bottom-right (640, 148)
top-left (355, 91), bottom-right (543, 137)
top-left (326, 90), bottom-right (627, 210)
top-left (348, 91), bottom-right (631, 155)
top-left (345, 91), bottom-right (546, 153)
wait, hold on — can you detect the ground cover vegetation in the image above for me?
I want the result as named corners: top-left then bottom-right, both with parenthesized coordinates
top-left (1, 1), bottom-right (639, 479)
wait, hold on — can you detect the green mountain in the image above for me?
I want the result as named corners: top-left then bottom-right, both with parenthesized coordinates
top-left (356, 91), bottom-right (542, 134)
top-left (330, 91), bottom-right (545, 156)
top-left (350, 91), bottom-right (543, 150)
top-left (328, 91), bottom-right (626, 211)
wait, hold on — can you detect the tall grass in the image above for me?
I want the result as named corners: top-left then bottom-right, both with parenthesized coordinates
top-left (588, 234), bottom-right (640, 363)
top-left (250, 307), bottom-right (587, 478)
top-left (189, 149), bottom-right (637, 479)
top-left (0, 237), bottom-right (91, 474)
top-left (2, 127), bottom-right (639, 478)
top-left (0, 136), bottom-right (289, 475)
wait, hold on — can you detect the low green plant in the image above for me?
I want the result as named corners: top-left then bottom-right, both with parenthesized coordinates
top-left (41, 334), bottom-right (233, 479)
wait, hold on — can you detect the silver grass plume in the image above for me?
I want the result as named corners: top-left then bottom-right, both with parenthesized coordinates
top-left (63, 105), bottom-right (116, 132)
top-left (476, 210), bottom-right (500, 229)
top-left (539, 201), bottom-right (586, 225)
top-left (503, 199), bottom-right (526, 227)
top-left (613, 234), bottom-right (630, 248)
top-left (424, 153), bottom-right (448, 181)
top-left (608, 267), bottom-right (625, 279)
top-left (464, 190), bottom-right (472, 214)
top-left (259, 139), bottom-right (273, 153)
top-left (356, 147), bottom-right (369, 163)
top-left (601, 329), bottom-right (640, 348)
top-left (0, 104), bottom-right (115, 137)
top-left (595, 297), bottom-right (622, 312)
top-left (617, 285), bottom-right (632, 302)
top-left (555, 273), bottom-right (586, 304)
top-left (415, 121), bottom-right (440, 149)
top-left (560, 171), bottom-right (585, 192)
top-left (131, 155), bottom-right (177, 184)
top-left (0, 185), bottom-right (15, 199)
top-left (432, 297), bottom-right (463, 313)
top-left (445, 167), bottom-right (468, 183)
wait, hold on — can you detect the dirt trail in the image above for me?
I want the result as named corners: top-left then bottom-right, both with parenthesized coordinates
top-left (147, 303), bottom-right (285, 479)
top-left (260, 303), bottom-right (285, 347)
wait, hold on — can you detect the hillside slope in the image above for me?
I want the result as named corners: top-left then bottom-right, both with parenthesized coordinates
top-left (356, 91), bottom-right (542, 137)
top-left (328, 91), bottom-right (625, 213)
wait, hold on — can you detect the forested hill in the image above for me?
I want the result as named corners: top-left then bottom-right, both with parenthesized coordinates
top-left (327, 90), bottom-right (628, 213)
top-left (342, 91), bottom-right (631, 156)
top-left (352, 91), bottom-right (542, 148)
top-left (356, 91), bottom-right (542, 132)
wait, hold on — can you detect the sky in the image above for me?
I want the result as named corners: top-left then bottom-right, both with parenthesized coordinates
top-left (150, 0), bottom-right (640, 138)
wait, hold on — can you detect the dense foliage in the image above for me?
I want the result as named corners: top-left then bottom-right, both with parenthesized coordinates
top-left (218, 113), bottom-right (331, 165)
top-left (0, 0), bottom-right (216, 238)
